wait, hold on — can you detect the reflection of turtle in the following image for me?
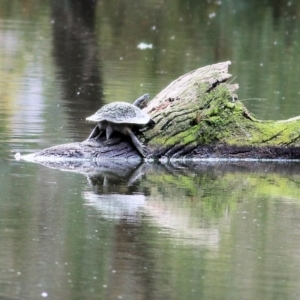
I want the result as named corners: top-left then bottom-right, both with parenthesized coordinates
top-left (86, 94), bottom-right (154, 157)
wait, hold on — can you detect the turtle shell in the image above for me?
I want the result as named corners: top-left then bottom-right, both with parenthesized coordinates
top-left (86, 102), bottom-right (151, 124)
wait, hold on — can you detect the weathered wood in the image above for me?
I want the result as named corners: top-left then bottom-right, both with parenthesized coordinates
top-left (22, 61), bottom-right (300, 162)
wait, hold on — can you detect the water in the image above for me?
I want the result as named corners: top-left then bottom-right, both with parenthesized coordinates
top-left (1, 1), bottom-right (300, 299)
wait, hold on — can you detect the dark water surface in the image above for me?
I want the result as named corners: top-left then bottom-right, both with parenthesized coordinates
top-left (1, 1), bottom-right (300, 299)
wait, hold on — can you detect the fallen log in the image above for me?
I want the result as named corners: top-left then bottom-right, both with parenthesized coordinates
top-left (21, 61), bottom-right (300, 162)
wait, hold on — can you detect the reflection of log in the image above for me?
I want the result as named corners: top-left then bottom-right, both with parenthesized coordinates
top-left (23, 61), bottom-right (300, 161)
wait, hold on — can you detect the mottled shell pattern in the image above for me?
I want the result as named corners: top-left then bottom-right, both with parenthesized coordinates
top-left (86, 102), bottom-right (150, 124)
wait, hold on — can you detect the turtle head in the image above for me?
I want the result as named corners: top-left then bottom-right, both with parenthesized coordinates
top-left (133, 94), bottom-right (149, 109)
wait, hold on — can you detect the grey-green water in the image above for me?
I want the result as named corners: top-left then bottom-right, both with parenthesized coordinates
top-left (1, 1), bottom-right (300, 299)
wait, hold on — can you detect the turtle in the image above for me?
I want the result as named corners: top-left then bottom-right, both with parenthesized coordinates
top-left (86, 94), bottom-right (154, 157)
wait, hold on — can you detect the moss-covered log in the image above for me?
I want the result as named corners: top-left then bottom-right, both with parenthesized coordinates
top-left (22, 61), bottom-right (300, 162)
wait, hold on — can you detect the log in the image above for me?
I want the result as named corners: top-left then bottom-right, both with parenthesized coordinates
top-left (21, 61), bottom-right (300, 163)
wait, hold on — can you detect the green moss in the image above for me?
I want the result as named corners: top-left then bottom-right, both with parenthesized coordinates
top-left (151, 125), bottom-right (199, 148)
top-left (148, 81), bottom-right (300, 151)
top-left (225, 102), bottom-right (235, 109)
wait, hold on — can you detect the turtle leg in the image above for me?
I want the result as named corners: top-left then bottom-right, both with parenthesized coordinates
top-left (86, 125), bottom-right (100, 140)
top-left (86, 123), bottom-right (104, 141)
top-left (106, 124), bottom-right (113, 140)
top-left (123, 127), bottom-right (147, 158)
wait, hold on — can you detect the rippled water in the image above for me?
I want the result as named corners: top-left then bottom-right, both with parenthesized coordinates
top-left (2, 1), bottom-right (300, 299)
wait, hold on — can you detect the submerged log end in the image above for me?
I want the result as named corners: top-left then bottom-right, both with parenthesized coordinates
top-left (23, 138), bottom-right (143, 162)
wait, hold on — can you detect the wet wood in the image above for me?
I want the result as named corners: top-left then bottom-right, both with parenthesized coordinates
top-left (23, 61), bottom-right (300, 162)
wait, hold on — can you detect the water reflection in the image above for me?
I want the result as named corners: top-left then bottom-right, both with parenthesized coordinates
top-left (84, 164), bottom-right (220, 249)
top-left (85, 193), bottom-right (146, 223)
top-left (3, 158), bottom-right (300, 299)
top-left (81, 161), bottom-right (300, 299)
top-left (51, 0), bottom-right (103, 139)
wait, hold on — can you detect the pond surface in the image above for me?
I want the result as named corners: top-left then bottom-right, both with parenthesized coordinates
top-left (1, 1), bottom-right (300, 299)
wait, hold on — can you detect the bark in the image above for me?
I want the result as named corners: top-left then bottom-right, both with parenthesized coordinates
top-left (22, 61), bottom-right (300, 162)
